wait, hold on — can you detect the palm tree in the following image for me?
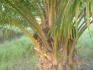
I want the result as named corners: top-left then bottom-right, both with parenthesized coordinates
top-left (0, 0), bottom-right (93, 70)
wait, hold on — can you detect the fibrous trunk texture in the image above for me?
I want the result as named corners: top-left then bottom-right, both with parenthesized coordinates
top-left (38, 49), bottom-right (79, 70)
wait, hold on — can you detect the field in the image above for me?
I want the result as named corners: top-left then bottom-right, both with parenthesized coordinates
top-left (0, 36), bottom-right (38, 70)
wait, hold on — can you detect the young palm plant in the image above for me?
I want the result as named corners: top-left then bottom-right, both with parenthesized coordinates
top-left (0, 0), bottom-right (93, 70)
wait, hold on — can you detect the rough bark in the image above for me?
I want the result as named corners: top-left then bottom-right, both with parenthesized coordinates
top-left (34, 33), bottom-right (79, 70)
top-left (37, 49), bottom-right (78, 70)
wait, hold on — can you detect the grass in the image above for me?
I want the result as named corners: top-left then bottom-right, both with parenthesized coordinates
top-left (76, 24), bottom-right (93, 70)
top-left (0, 36), bottom-right (38, 70)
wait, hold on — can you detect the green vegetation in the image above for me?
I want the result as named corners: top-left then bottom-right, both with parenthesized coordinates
top-left (77, 24), bottom-right (93, 70)
top-left (0, 0), bottom-right (93, 70)
top-left (0, 25), bottom-right (93, 70)
top-left (0, 36), bottom-right (38, 70)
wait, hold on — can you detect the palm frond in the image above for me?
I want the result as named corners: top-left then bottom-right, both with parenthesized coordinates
top-left (0, 0), bottom-right (50, 50)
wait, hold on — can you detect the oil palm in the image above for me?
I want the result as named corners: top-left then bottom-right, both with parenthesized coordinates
top-left (0, 0), bottom-right (93, 70)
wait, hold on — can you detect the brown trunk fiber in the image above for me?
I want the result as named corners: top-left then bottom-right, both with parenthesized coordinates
top-left (37, 50), bottom-right (77, 70)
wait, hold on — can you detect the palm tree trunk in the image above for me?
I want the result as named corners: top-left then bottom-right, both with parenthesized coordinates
top-left (37, 48), bottom-right (78, 70)
top-left (37, 38), bottom-right (79, 70)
